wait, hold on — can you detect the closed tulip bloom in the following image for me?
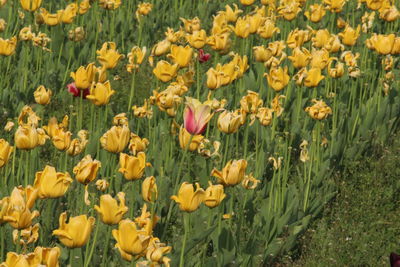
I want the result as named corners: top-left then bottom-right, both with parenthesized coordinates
top-left (0, 36), bottom-right (17, 56)
top-left (33, 85), bottom-right (52, 105)
top-left (211, 159), bottom-right (248, 186)
top-left (152, 60), bottom-right (179, 82)
top-left (186, 30), bottom-right (207, 49)
top-left (70, 63), bottom-right (95, 89)
top-left (257, 19), bottom-right (280, 39)
top-left (20, 0), bottom-right (42, 11)
top-left (33, 165), bottom-right (73, 199)
top-left (288, 47), bottom-right (311, 69)
top-left (100, 125), bottom-right (130, 153)
top-left (253, 46), bottom-right (272, 62)
top-left (94, 192), bottom-right (128, 225)
top-left (38, 8), bottom-right (62, 26)
top-left (118, 152), bottom-right (146, 180)
top-left (96, 42), bottom-right (123, 69)
top-left (204, 182), bottom-right (226, 208)
top-left (183, 97), bottom-right (213, 135)
top-left (142, 176), bottom-right (158, 202)
top-left (312, 29), bottom-right (331, 48)
top-left (171, 182), bottom-right (205, 212)
top-left (112, 219), bottom-right (151, 261)
top-left (240, 0), bottom-right (255, 5)
top-left (338, 25), bottom-right (361, 46)
top-left (151, 39), bottom-right (171, 56)
top-left (60, 3), bottom-right (78, 24)
top-left (217, 110), bottom-right (243, 134)
top-left (52, 128), bottom-right (72, 151)
top-left (53, 212), bottom-right (95, 248)
top-left (86, 81), bottom-right (115, 106)
top-left (79, 0), bottom-right (91, 15)
top-left (305, 99), bottom-right (332, 120)
top-left (167, 45), bottom-right (193, 67)
top-left (304, 4), bottom-right (326, 22)
top-left (0, 139), bottom-right (13, 168)
top-left (33, 246), bottom-right (61, 267)
top-left (304, 68), bottom-right (325, 87)
top-left (14, 125), bottom-right (39, 150)
top-left (264, 66), bottom-right (290, 92)
top-left (178, 126), bottom-right (204, 151)
top-left (73, 155), bottom-right (101, 185)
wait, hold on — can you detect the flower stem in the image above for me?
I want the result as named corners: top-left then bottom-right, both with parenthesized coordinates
top-left (179, 213), bottom-right (190, 267)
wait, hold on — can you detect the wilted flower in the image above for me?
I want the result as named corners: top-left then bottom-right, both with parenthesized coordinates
top-left (305, 99), bottom-right (332, 120)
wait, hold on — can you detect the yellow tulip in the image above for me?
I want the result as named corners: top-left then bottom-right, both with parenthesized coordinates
top-left (220, 4), bottom-right (242, 22)
top-left (0, 139), bottom-right (13, 168)
top-left (100, 125), bottom-right (130, 153)
top-left (304, 4), bottom-right (326, 22)
top-left (12, 223), bottom-right (39, 246)
top-left (151, 39), bottom-right (171, 56)
top-left (167, 45), bottom-right (193, 67)
top-left (240, 91), bottom-right (263, 115)
top-left (366, 33), bottom-right (400, 55)
top-left (152, 60), bottom-right (179, 82)
top-left (128, 133), bottom-right (149, 155)
top-left (0, 0), bottom-right (6, 8)
top-left (204, 182), bottom-right (226, 208)
top-left (207, 32), bottom-right (231, 52)
top-left (33, 246), bottom-right (61, 267)
top-left (264, 66), bottom-right (290, 92)
top-left (256, 107), bottom-right (274, 126)
top-left (325, 34), bottom-right (344, 53)
top-left (38, 8), bottom-right (61, 26)
top-left (145, 241), bottom-right (172, 267)
top-left (324, 0), bottom-right (346, 12)
top-left (328, 59), bottom-right (345, 78)
top-left (52, 212), bottom-right (95, 248)
top-left (33, 165), bottom-right (73, 199)
top-left (60, 3), bottom-right (78, 24)
top-left (0, 19), bottom-right (6, 33)
top-left (51, 128), bottom-right (72, 151)
top-left (118, 152), bottom-right (146, 180)
top-left (278, 0), bottom-right (301, 21)
top-left (3, 187), bottom-right (39, 229)
top-left (96, 42), bottom-right (123, 69)
top-left (178, 126), bottom-right (204, 151)
top-left (180, 17), bottom-right (201, 34)
top-left (1, 252), bottom-right (41, 267)
top-left (230, 17), bottom-right (251, 38)
top-left (186, 30), bottom-right (207, 49)
top-left (217, 110), bottom-right (243, 134)
top-left (366, 0), bottom-right (383, 10)
top-left (240, 0), bottom-right (255, 5)
top-left (70, 63), bottom-right (95, 89)
top-left (338, 25), bottom-right (361, 46)
top-left (136, 2), bottom-right (153, 17)
top-left (211, 159), bottom-right (248, 187)
top-left (94, 192), bottom-right (128, 225)
top-left (288, 47), bottom-right (311, 69)
top-left (14, 125), bottom-right (39, 150)
top-left (112, 219), bottom-right (151, 261)
top-left (248, 13), bottom-right (266, 34)
top-left (286, 29), bottom-right (311, 48)
top-left (310, 49), bottom-right (330, 69)
top-left (304, 67), bottom-right (325, 87)
top-left (95, 179), bottom-right (109, 192)
top-left (312, 29), bottom-right (331, 48)
top-left (126, 46), bottom-right (146, 72)
top-left (20, 0), bottom-right (42, 11)
top-left (0, 36), bottom-right (17, 56)
top-left (379, 4), bottom-right (400, 22)
top-left (305, 99), bottom-right (332, 120)
top-left (67, 130), bottom-right (88, 156)
top-left (79, 0), bottom-right (91, 15)
top-left (171, 182), bottom-right (205, 212)
top-left (99, 0), bottom-right (121, 10)
top-left (142, 176), bottom-right (158, 203)
top-left (253, 46), bottom-right (272, 62)
top-left (73, 155), bottom-right (101, 185)
top-left (257, 19), bottom-right (280, 39)
top-left (86, 81), bottom-right (115, 106)
top-left (33, 85), bottom-right (52, 105)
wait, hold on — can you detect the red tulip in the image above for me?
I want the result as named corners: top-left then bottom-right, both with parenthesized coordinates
top-left (198, 49), bottom-right (211, 63)
top-left (67, 82), bottom-right (90, 98)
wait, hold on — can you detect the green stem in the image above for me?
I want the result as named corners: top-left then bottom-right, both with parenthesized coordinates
top-left (179, 213), bottom-right (189, 267)
top-left (127, 71), bottom-right (136, 111)
top-left (84, 221), bottom-right (100, 267)
top-left (100, 226), bottom-right (112, 267)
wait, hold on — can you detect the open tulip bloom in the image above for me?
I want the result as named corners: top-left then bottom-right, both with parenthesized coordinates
top-left (183, 97), bottom-right (213, 135)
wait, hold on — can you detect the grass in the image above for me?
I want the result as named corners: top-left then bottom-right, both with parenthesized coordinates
top-left (277, 136), bottom-right (400, 266)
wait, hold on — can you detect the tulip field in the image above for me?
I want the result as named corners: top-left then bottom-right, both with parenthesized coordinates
top-left (0, 0), bottom-right (399, 266)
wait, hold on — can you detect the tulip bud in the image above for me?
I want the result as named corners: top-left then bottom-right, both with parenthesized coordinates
top-left (118, 152), bottom-right (147, 180)
top-left (142, 176), bottom-right (158, 203)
